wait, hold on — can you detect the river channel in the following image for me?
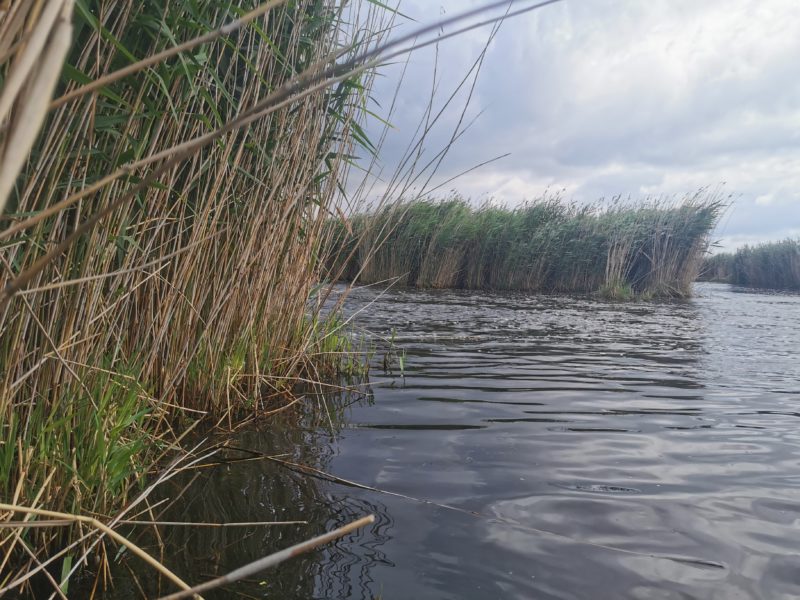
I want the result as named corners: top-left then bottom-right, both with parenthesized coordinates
top-left (100, 282), bottom-right (800, 599)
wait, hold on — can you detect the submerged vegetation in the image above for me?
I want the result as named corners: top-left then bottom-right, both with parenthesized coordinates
top-left (0, 0), bottom-right (387, 594)
top-left (329, 195), bottom-right (722, 298)
top-left (700, 239), bottom-right (800, 291)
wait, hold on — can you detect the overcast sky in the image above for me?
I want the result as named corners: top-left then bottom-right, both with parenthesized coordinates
top-left (361, 0), bottom-right (800, 251)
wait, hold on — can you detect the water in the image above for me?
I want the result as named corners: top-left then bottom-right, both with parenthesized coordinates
top-left (97, 283), bottom-right (800, 599)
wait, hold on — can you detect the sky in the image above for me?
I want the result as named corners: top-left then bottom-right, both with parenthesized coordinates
top-left (359, 0), bottom-right (800, 252)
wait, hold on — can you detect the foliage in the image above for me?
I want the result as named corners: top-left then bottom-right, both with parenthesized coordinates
top-left (700, 239), bottom-right (800, 290)
top-left (0, 0), bottom-right (384, 591)
top-left (329, 193), bottom-right (722, 298)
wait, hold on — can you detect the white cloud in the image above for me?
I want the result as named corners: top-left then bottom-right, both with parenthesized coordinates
top-left (755, 194), bottom-right (774, 206)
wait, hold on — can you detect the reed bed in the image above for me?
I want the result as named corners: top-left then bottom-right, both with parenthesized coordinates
top-left (0, 0), bottom-right (566, 593)
top-left (330, 194), bottom-right (722, 298)
top-left (0, 0), bottom-right (389, 593)
top-left (700, 239), bottom-right (800, 290)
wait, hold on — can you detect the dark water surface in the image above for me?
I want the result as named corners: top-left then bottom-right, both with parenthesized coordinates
top-left (103, 283), bottom-right (800, 599)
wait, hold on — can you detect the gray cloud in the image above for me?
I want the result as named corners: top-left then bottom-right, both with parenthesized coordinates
top-left (358, 0), bottom-right (800, 250)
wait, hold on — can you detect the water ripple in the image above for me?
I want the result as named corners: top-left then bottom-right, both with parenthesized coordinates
top-left (322, 282), bottom-right (800, 599)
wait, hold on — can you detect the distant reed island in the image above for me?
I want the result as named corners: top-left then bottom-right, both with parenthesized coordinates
top-left (701, 239), bottom-right (800, 291)
top-left (328, 196), bottom-right (722, 299)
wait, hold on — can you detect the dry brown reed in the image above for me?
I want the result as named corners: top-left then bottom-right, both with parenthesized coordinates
top-left (157, 515), bottom-right (375, 600)
top-left (0, 0), bottom-right (566, 595)
top-left (0, 0), bottom-right (74, 215)
top-left (0, 0), bottom-right (386, 593)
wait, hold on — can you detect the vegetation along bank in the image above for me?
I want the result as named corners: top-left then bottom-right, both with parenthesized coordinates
top-left (0, 0), bottom-right (387, 594)
top-left (328, 195), bottom-right (722, 298)
top-left (700, 239), bottom-right (800, 291)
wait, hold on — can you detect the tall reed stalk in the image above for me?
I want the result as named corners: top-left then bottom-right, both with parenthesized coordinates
top-left (0, 0), bottom-right (580, 592)
top-left (0, 0), bottom-right (387, 592)
top-left (330, 193), bottom-right (722, 298)
top-left (700, 239), bottom-right (800, 290)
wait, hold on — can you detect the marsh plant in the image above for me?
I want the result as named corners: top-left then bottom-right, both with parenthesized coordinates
top-left (329, 193), bottom-right (722, 298)
top-left (0, 0), bottom-right (390, 592)
top-left (0, 0), bottom-right (568, 593)
top-left (701, 239), bottom-right (800, 291)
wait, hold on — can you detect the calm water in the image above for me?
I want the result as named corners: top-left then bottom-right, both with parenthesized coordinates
top-left (98, 282), bottom-right (800, 599)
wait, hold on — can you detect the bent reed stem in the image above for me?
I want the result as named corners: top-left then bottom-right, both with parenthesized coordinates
top-left (157, 515), bottom-right (375, 600)
top-left (0, 0), bottom-right (565, 595)
top-left (0, 503), bottom-right (196, 598)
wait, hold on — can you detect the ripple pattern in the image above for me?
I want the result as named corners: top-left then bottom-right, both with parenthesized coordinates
top-left (321, 282), bottom-right (800, 599)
